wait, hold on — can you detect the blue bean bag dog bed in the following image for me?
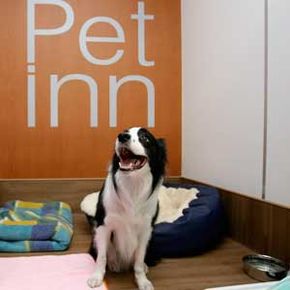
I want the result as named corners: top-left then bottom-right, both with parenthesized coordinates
top-left (81, 183), bottom-right (225, 262)
top-left (146, 183), bottom-right (225, 261)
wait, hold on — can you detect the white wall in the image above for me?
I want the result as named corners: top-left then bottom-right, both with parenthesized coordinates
top-left (266, 0), bottom-right (290, 205)
top-left (182, 0), bottom-right (265, 197)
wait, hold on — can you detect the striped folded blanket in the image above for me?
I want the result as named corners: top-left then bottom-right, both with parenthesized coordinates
top-left (0, 200), bottom-right (73, 252)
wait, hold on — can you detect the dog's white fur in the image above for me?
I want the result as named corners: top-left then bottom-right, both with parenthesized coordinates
top-left (87, 127), bottom-right (163, 290)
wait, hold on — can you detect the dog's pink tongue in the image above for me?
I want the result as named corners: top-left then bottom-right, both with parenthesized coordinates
top-left (120, 158), bottom-right (142, 170)
top-left (120, 158), bottom-right (134, 170)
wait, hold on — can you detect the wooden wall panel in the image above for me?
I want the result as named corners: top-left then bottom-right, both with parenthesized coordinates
top-left (181, 178), bottom-right (290, 263)
top-left (220, 189), bottom-right (290, 263)
top-left (0, 0), bottom-right (181, 178)
top-left (0, 179), bottom-right (103, 213)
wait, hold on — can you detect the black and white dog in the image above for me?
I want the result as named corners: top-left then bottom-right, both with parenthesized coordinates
top-left (87, 127), bottom-right (166, 290)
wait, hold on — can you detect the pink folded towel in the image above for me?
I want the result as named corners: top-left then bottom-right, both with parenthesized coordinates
top-left (0, 254), bottom-right (106, 290)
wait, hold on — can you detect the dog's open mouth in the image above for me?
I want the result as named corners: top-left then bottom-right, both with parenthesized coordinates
top-left (118, 147), bottom-right (147, 171)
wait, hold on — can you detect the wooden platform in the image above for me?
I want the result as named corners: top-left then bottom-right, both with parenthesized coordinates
top-left (0, 179), bottom-right (259, 289)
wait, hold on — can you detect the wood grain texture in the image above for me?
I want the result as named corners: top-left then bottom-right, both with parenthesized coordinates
top-left (220, 189), bottom-right (290, 263)
top-left (181, 178), bottom-right (290, 264)
top-left (0, 178), bottom-right (103, 213)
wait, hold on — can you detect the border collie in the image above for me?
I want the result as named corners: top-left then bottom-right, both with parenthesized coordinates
top-left (87, 127), bottom-right (166, 290)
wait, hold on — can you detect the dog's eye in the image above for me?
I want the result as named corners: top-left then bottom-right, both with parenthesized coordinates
top-left (140, 135), bottom-right (150, 145)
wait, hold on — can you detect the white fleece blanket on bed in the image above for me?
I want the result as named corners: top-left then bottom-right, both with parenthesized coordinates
top-left (80, 186), bottom-right (199, 224)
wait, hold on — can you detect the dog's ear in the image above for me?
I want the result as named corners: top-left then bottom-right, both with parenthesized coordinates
top-left (111, 152), bottom-right (119, 173)
top-left (157, 138), bottom-right (166, 150)
top-left (157, 138), bottom-right (167, 164)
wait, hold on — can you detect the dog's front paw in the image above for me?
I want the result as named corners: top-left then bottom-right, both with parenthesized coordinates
top-left (87, 272), bottom-right (104, 288)
top-left (137, 278), bottom-right (154, 290)
top-left (144, 263), bottom-right (149, 274)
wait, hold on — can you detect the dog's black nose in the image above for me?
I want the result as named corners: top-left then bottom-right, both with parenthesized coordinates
top-left (118, 133), bottom-right (130, 143)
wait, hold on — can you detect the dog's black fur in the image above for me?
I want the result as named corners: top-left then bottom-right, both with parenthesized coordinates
top-left (87, 128), bottom-right (167, 269)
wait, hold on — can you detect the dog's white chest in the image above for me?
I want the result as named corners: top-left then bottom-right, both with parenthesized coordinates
top-left (102, 173), bottom-right (158, 269)
top-left (105, 178), bottom-right (155, 228)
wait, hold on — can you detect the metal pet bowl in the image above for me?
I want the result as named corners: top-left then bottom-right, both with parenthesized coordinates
top-left (243, 254), bottom-right (289, 282)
